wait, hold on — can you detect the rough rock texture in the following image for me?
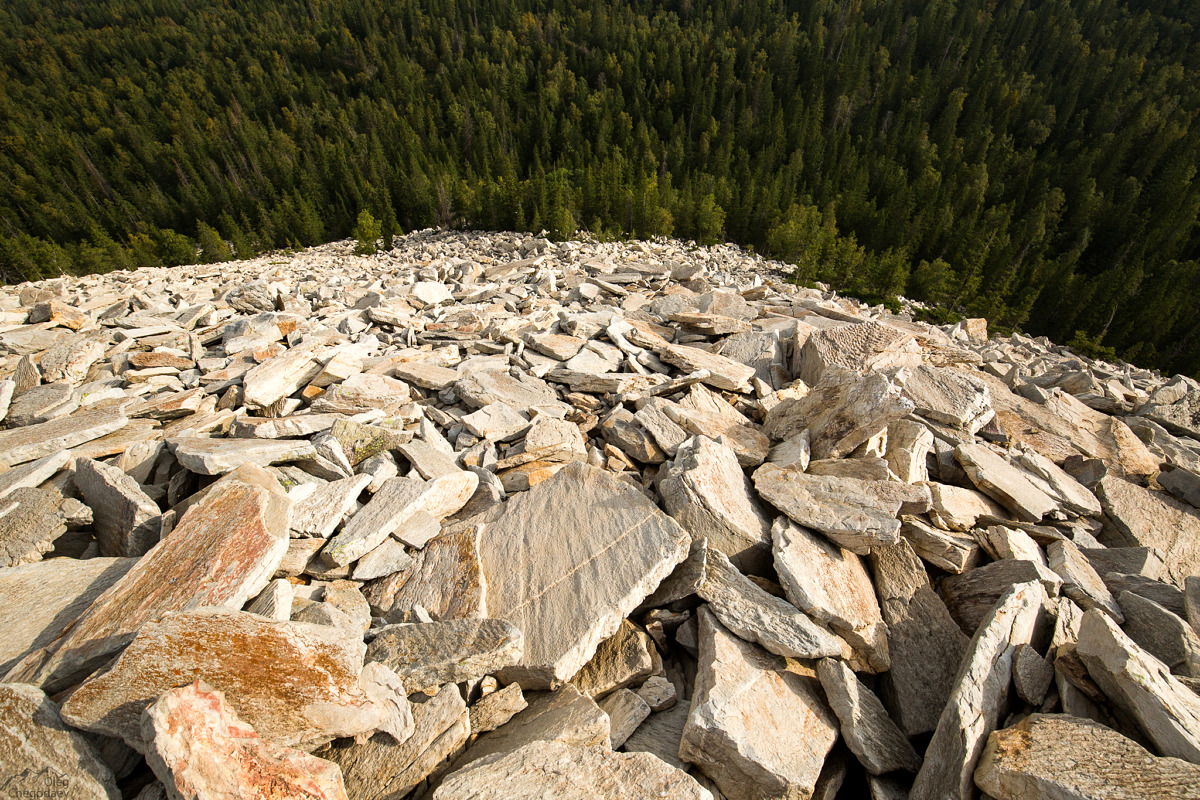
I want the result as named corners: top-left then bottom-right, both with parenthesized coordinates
top-left (773, 518), bottom-right (889, 672)
top-left (658, 436), bottom-right (773, 574)
top-left (680, 609), bottom-right (839, 800)
top-left (571, 619), bottom-right (657, 699)
top-left (1097, 475), bottom-right (1200, 585)
top-left (0, 683), bottom-right (119, 799)
top-left (1076, 608), bottom-right (1200, 762)
top-left (909, 580), bottom-right (1049, 800)
top-left (61, 609), bottom-right (412, 752)
top-left (324, 686), bottom-right (471, 800)
top-left (797, 321), bottom-right (922, 386)
top-left (73, 456), bottom-right (161, 557)
top-left (975, 713), bottom-right (1200, 800)
top-left (365, 619), bottom-right (522, 692)
top-left (434, 741), bottom-right (713, 800)
top-left (5, 464), bottom-right (291, 692)
top-left (816, 657), bottom-right (922, 774)
top-left (469, 463), bottom-right (690, 688)
top-left (142, 680), bottom-right (349, 800)
top-left (0, 557), bottom-right (136, 673)
top-left (955, 443), bottom-right (1058, 522)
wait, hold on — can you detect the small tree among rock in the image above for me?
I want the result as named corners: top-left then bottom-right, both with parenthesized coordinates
top-left (353, 210), bottom-right (381, 255)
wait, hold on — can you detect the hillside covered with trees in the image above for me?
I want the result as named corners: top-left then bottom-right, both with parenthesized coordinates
top-left (0, 0), bottom-right (1198, 373)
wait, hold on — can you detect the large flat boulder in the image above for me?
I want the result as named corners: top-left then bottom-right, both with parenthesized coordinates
top-left (796, 321), bottom-right (921, 385)
top-left (142, 680), bottom-right (349, 800)
top-left (0, 557), bottom-right (136, 674)
top-left (469, 462), bottom-right (690, 688)
top-left (365, 619), bottom-right (522, 693)
top-left (658, 436), bottom-right (773, 574)
top-left (680, 608), bottom-right (838, 800)
top-left (61, 609), bottom-right (412, 753)
top-left (1096, 475), bottom-right (1200, 585)
top-left (975, 713), bottom-right (1200, 799)
top-left (4, 464), bottom-right (291, 693)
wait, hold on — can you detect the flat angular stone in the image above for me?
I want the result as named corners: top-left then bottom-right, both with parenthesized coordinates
top-left (0, 683), bottom-right (118, 799)
top-left (599, 688), bottom-right (651, 748)
top-left (0, 451), bottom-right (70, 503)
top-left (926, 481), bottom-right (1006, 531)
top-left (453, 684), bottom-right (610, 770)
top-left (330, 418), bottom-right (413, 466)
top-left (5, 464), bottom-right (290, 692)
top-left (1047, 539), bottom-right (1123, 620)
top-left (1096, 475), bottom-right (1200, 585)
top-left (434, 741), bottom-right (712, 800)
top-left (1104, 571), bottom-right (1186, 616)
top-left (325, 471), bottom-right (477, 566)
top-left (1140, 382), bottom-right (1200, 440)
top-left (763, 368), bottom-right (914, 460)
top-left (1013, 446), bottom-right (1102, 518)
top-left (0, 487), bottom-right (86, 567)
top-left (657, 344), bottom-right (756, 392)
top-left (325, 686), bottom-right (470, 800)
top-left (392, 360), bottom-right (460, 390)
top-left (634, 398), bottom-right (690, 457)
top-left (939, 559), bottom-right (1062, 635)
top-left (571, 620), bottom-right (656, 699)
top-left (680, 609), bottom-right (838, 800)
top-left (658, 436), bottom-right (772, 573)
top-left (0, 407), bottom-right (127, 468)
top-left (352, 538), bottom-right (414, 581)
top-left (242, 343), bottom-right (327, 410)
top-left (74, 457), bottom-right (161, 557)
top-left (636, 675), bottom-right (677, 711)
top-left (886, 418), bottom-right (933, 483)
top-left (461, 402), bottom-right (530, 440)
top-left (290, 473), bottom-right (372, 538)
top-left (525, 331), bottom-right (586, 360)
top-left (870, 540), bottom-right (969, 736)
top-left (468, 462), bottom-right (689, 688)
top-left (797, 321), bottom-right (921, 385)
top-left (230, 413), bottom-right (342, 439)
top-left (245, 578), bottom-right (293, 621)
top-left (62, 609), bottom-right (411, 753)
top-left (975, 713), bottom-right (1200, 800)
top-left (1076, 608), bottom-right (1200, 762)
top-left (366, 619), bottom-right (522, 692)
top-left (142, 680), bottom-right (349, 800)
top-left (397, 439), bottom-right (465, 479)
top-left (456, 369), bottom-right (566, 415)
top-left (696, 545), bottom-right (845, 660)
top-left (909, 581), bottom-right (1049, 800)
top-left (170, 436), bottom-right (318, 475)
top-left (363, 524), bottom-right (486, 621)
top-left (902, 366), bottom-right (994, 433)
top-left (955, 443), bottom-right (1058, 522)
top-left (312, 373), bottom-right (412, 415)
top-left (773, 518), bottom-right (889, 672)
top-left (900, 515), bottom-right (982, 573)
top-left (622, 702), bottom-right (690, 770)
top-left (1117, 591), bottom-right (1200, 679)
top-left (6, 381), bottom-right (77, 426)
top-left (470, 684), bottom-right (527, 734)
top-left (31, 298), bottom-right (89, 330)
top-left (0, 557), bottom-right (136, 674)
top-left (1011, 643), bottom-right (1054, 704)
top-left (753, 463), bottom-right (901, 554)
top-left (979, 524), bottom-right (1046, 564)
top-left (817, 657), bottom-right (922, 774)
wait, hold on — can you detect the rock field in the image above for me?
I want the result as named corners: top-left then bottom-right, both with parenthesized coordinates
top-left (1, 229), bottom-right (1200, 799)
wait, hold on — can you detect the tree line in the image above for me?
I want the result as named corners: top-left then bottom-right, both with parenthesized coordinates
top-left (0, 0), bottom-right (1197, 373)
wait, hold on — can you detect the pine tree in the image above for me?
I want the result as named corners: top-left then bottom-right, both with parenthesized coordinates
top-left (352, 209), bottom-right (382, 255)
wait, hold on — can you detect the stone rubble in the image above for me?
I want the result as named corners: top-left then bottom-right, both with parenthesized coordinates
top-left (0, 229), bottom-right (1194, 798)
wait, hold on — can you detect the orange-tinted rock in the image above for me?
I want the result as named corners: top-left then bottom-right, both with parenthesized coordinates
top-left (142, 680), bottom-right (349, 800)
top-left (4, 464), bottom-right (290, 692)
top-left (62, 609), bottom-right (413, 753)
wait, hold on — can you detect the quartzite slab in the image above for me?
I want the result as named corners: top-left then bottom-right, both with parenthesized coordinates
top-left (658, 436), bottom-right (773, 574)
top-left (366, 619), bottom-right (522, 692)
top-left (74, 456), bottom-right (162, 557)
top-left (0, 557), bottom-right (136, 674)
top-left (974, 713), bottom-right (1200, 800)
top-left (4, 464), bottom-right (291, 693)
top-left (363, 524), bottom-right (486, 621)
top-left (325, 686), bottom-right (470, 800)
top-left (1096, 475), bottom-right (1200, 585)
top-left (141, 680), bottom-right (349, 800)
top-left (169, 436), bottom-right (319, 475)
top-left (470, 462), bottom-right (690, 688)
top-left (816, 657), bottom-right (922, 774)
top-left (434, 741), bottom-right (712, 800)
top-left (0, 407), bottom-right (128, 467)
top-left (753, 463), bottom-right (902, 554)
top-left (680, 609), bottom-right (838, 800)
top-left (909, 581), bottom-right (1049, 800)
top-left (772, 518), bottom-right (889, 672)
top-left (0, 683), bottom-right (119, 799)
top-left (62, 609), bottom-right (412, 753)
top-left (955, 443), bottom-right (1058, 522)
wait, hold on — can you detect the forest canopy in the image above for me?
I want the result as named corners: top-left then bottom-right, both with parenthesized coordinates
top-left (0, 0), bottom-right (1197, 373)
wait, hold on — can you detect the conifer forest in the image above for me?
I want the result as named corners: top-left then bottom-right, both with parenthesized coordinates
top-left (1, 0), bottom-right (1198, 373)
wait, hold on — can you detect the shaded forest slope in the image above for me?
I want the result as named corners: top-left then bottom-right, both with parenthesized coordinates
top-left (1, 0), bottom-right (1198, 372)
